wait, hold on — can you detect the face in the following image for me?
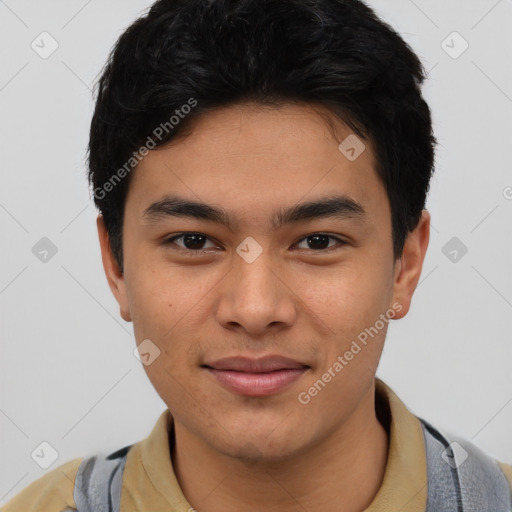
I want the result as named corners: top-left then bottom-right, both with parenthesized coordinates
top-left (98, 102), bottom-right (429, 463)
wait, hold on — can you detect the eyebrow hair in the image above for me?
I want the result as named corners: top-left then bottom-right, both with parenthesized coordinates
top-left (142, 194), bottom-right (367, 232)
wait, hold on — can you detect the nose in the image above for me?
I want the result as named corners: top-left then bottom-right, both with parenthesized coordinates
top-left (215, 250), bottom-right (297, 336)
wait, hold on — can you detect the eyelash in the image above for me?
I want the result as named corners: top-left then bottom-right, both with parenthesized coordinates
top-left (162, 232), bottom-right (347, 256)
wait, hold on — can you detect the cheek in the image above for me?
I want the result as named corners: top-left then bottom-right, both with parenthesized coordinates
top-left (309, 265), bottom-right (389, 327)
top-left (125, 265), bottom-right (177, 345)
top-left (126, 265), bottom-right (210, 370)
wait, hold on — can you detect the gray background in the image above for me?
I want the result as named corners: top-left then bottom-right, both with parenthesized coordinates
top-left (1, 0), bottom-right (511, 504)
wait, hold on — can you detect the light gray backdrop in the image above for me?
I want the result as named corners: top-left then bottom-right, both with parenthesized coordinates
top-left (1, 0), bottom-right (511, 504)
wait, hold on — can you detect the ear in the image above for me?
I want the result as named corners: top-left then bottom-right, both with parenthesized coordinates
top-left (390, 209), bottom-right (430, 319)
top-left (96, 214), bottom-right (132, 322)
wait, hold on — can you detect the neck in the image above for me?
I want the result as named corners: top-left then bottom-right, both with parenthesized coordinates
top-left (171, 381), bottom-right (389, 512)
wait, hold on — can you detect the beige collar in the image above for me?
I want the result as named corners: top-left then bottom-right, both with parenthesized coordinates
top-left (121, 378), bottom-right (427, 511)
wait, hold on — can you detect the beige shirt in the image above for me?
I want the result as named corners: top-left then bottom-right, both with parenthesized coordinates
top-left (3, 378), bottom-right (512, 511)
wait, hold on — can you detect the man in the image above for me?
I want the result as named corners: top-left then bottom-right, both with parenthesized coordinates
top-left (3, 0), bottom-right (511, 511)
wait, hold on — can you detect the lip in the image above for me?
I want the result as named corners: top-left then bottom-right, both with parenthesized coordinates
top-left (203, 355), bottom-right (309, 372)
top-left (202, 355), bottom-right (310, 397)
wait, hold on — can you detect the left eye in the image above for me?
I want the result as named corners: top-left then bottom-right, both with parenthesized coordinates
top-left (295, 233), bottom-right (345, 251)
top-left (163, 232), bottom-right (345, 253)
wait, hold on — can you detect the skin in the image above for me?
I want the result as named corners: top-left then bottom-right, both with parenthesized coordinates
top-left (97, 102), bottom-right (430, 512)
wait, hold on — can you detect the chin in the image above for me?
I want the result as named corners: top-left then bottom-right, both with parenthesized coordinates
top-left (215, 431), bottom-right (309, 467)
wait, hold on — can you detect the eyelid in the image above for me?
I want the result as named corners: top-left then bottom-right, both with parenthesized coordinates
top-left (164, 233), bottom-right (221, 254)
top-left (163, 232), bottom-right (347, 254)
top-left (294, 233), bottom-right (347, 252)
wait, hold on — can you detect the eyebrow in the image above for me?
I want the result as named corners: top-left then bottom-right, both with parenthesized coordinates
top-left (142, 194), bottom-right (367, 232)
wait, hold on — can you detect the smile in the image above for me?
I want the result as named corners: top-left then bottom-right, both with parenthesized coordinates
top-left (204, 367), bottom-right (309, 396)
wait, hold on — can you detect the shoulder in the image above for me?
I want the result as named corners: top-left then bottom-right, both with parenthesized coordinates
top-left (498, 460), bottom-right (512, 494)
top-left (1, 457), bottom-right (82, 512)
top-left (419, 417), bottom-right (512, 508)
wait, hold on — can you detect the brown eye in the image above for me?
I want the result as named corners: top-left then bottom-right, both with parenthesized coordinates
top-left (164, 233), bottom-right (219, 254)
top-left (295, 234), bottom-right (345, 251)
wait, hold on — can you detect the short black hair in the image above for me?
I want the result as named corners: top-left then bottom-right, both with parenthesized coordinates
top-left (88, 0), bottom-right (437, 273)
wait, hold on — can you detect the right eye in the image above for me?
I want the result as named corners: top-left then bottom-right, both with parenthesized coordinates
top-left (162, 232), bottom-right (222, 255)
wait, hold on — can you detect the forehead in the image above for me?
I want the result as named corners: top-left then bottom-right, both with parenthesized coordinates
top-left (126, 102), bottom-right (388, 228)
top-left (160, 101), bottom-right (367, 157)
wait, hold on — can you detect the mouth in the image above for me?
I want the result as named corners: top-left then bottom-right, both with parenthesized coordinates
top-left (201, 355), bottom-right (311, 397)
